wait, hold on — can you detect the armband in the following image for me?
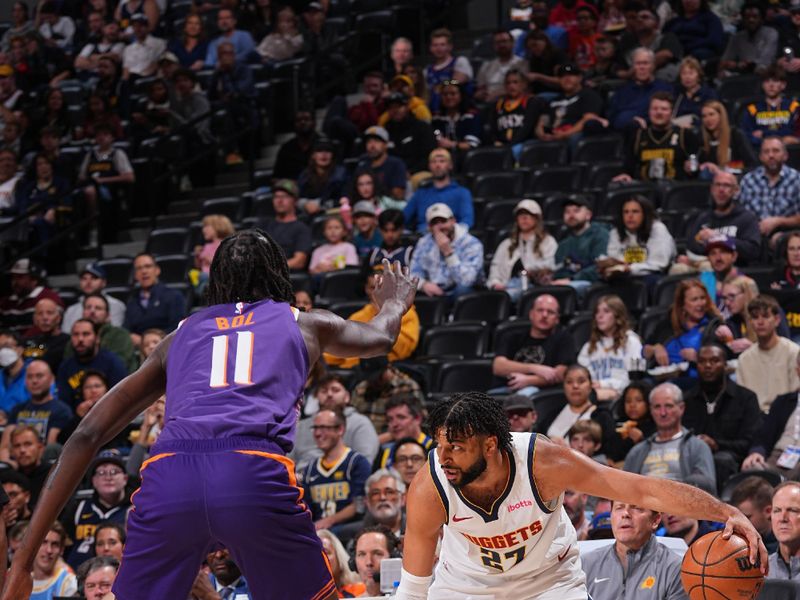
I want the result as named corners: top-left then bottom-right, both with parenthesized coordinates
top-left (394, 568), bottom-right (433, 600)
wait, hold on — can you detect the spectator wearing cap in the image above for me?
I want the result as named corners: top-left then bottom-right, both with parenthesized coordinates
top-left (63, 263), bottom-right (126, 335)
top-left (121, 13), bottom-right (166, 81)
top-left (205, 8), bottom-right (256, 67)
top-left (0, 330), bottom-right (30, 417)
top-left (323, 268), bottom-right (419, 369)
top-left (552, 197), bottom-right (609, 289)
top-left (261, 179), bottom-right (313, 271)
top-left (378, 74), bottom-right (432, 127)
top-left (488, 199), bottom-right (557, 302)
top-left (36, 2), bottom-right (76, 53)
top-left (505, 395), bottom-right (537, 433)
top-left (297, 138), bottom-right (348, 215)
top-left (124, 253), bottom-right (185, 346)
top-left (22, 298), bottom-right (69, 373)
top-left (676, 171), bottom-right (761, 273)
top-left (614, 92), bottom-right (700, 183)
top-left (302, 1), bottom-right (339, 58)
top-left (719, 3), bottom-right (777, 78)
top-left (738, 137), bottom-right (800, 241)
top-left (606, 48), bottom-right (672, 131)
top-left (74, 19), bottom-right (125, 77)
top-left (475, 31), bottom-right (529, 103)
top-left (705, 234), bottom-right (741, 310)
top-left (62, 449), bottom-right (132, 569)
top-left (383, 91), bottom-right (436, 176)
top-left (616, 7), bottom-right (683, 83)
top-left (0, 259), bottom-right (62, 335)
top-left (535, 63), bottom-right (605, 146)
top-left (0, 359), bottom-right (72, 464)
top-left (403, 149), bottom-right (473, 233)
top-left (490, 68), bottom-right (540, 159)
top-left (78, 122), bottom-right (136, 245)
top-left (352, 201), bottom-right (383, 259)
top-left (356, 126), bottom-right (408, 201)
top-left (273, 110), bottom-right (319, 181)
top-left (410, 202), bottom-right (484, 300)
top-left (582, 500), bottom-right (686, 600)
top-left (56, 319), bottom-right (127, 408)
top-left (256, 5), bottom-right (303, 63)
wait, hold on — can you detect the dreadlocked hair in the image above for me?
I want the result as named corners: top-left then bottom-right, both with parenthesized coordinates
top-left (427, 392), bottom-right (513, 452)
top-left (205, 229), bottom-right (295, 306)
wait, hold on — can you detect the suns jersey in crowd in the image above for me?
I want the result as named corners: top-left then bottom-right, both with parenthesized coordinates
top-left (156, 299), bottom-right (309, 453)
top-left (300, 447), bottom-right (371, 521)
top-left (428, 432), bottom-right (587, 600)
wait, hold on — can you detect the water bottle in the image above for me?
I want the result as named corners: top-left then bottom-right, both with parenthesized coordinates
top-left (785, 46), bottom-right (795, 62)
top-left (688, 154), bottom-right (699, 173)
top-left (520, 270), bottom-right (529, 292)
top-left (339, 197), bottom-right (352, 229)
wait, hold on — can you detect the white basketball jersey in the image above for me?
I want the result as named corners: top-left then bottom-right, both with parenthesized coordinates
top-left (428, 433), bottom-right (587, 600)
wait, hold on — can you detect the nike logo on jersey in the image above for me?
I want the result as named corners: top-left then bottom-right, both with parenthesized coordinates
top-left (452, 515), bottom-right (473, 522)
top-left (557, 546), bottom-right (571, 561)
top-left (593, 577), bottom-right (610, 584)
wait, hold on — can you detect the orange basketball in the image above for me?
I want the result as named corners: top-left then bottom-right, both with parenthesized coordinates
top-left (680, 531), bottom-right (764, 599)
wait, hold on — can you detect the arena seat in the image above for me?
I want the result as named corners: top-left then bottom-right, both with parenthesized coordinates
top-left (146, 228), bottom-right (190, 256)
top-left (421, 321), bottom-right (490, 358)
top-left (452, 290), bottom-right (511, 325)
top-left (518, 140), bottom-right (569, 169)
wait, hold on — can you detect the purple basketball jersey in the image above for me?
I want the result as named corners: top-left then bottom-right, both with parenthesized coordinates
top-left (158, 299), bottom-right (309, 452)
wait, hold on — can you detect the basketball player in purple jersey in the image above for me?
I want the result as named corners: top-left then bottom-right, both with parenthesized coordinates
top-left (1, 230), bottom-right (418, 600)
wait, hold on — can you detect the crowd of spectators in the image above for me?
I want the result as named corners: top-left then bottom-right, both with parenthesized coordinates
top-left (8, 0), bottom-right (800, 596)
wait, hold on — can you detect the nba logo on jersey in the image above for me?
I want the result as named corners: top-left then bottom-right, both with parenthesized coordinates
top-left (235, 302), bottom-right (244, 315)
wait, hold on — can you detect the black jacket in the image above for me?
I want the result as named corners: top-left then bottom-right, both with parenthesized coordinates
top-left (682, 378), bottom-right (762, 462)
top-left (749, 391), bottom-right (799, 458)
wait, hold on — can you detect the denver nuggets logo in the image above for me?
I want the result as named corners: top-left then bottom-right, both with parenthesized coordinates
top-left (235, 302), bottom-right (244, 315)
top-left (640, 576), bottom-right (655, 589)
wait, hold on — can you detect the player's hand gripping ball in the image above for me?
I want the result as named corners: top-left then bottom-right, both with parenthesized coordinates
top-left (681, 531), bottom-right (764, 599)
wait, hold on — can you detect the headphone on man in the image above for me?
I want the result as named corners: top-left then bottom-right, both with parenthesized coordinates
top-left (348, 525), bottom-right (401, 574)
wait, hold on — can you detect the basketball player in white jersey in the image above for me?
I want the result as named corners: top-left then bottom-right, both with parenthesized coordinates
top-left (396, 391), bottom-right (767, 600)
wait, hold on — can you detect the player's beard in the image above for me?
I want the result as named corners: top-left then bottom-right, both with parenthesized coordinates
top-left (451, 455), bottom-right (487, 488)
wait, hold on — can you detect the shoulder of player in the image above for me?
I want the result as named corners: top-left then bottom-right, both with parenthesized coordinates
top-left (406, 461), bottom-right (446, 525)
top-left (530, 435), bottom-right (585, 494)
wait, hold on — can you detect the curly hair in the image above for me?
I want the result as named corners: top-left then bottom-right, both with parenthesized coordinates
top-left (427, 392), bottom-right (512, 452)
top-left (206, 229), bottom-right (294, 306)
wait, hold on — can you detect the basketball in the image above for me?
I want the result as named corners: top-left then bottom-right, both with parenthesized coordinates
top-left (680, 531), bottom-right (764, 599)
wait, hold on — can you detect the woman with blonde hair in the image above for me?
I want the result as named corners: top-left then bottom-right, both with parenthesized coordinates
top-left (644, 279), bottom-right (732, 376)
top-left (191, 214), bottom-right (235, 292)
top-left (673, 57), bottom-right (717, 123)
top-left (316, 529), bottom-right (366, 598)
top-left (724, 275), bottom-right (792, 354)
top-left (697, 100), bottom-right (757, 175)
top-left (487, 199), bottom-right (557, 301)
top-left (578, 295), bottom-right (643, 401)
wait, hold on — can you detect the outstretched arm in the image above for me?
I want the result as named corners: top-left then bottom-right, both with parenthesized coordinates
top-left (534, 436), bottom-right (768, 571)
top-left (298, 261), bottom-right (417, 365)
top-left (1, 337), bottom-right (172, 600)
top-left (395, 467), bottom-right (446, 600)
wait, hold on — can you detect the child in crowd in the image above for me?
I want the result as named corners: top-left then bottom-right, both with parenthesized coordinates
top-left (309, 216), bottom-right (359, 275)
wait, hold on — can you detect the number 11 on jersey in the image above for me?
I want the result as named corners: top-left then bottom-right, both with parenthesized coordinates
top-left (210, 331), bottom-right (255, 387)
